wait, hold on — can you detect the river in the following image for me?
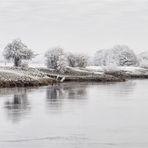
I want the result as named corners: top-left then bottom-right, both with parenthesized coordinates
top-left (0, 80), bottom-right (148, 148)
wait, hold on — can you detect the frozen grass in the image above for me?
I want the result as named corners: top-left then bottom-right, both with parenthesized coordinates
top-left (0, 66), bottom-right (54, 87)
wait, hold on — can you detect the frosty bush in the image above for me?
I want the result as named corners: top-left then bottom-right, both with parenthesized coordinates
top-left (67, 53), bottom-right (77, 67)
top-left (113, 45), bottom-right (139, 66)
top-left (3, 39), bottom-right (34, 67)
top-left (94, 45), bottom-right (139, 66)
top-left (67, 53), bottom-right (88, 68)
top-left (138, 52), bottom-right (148, 68)
top-left (45, 47), bottom-right (68, 73)
top-left (76, 54), bottom-right (88, 67)
top-left (94, 49), bottom-right (108, 66)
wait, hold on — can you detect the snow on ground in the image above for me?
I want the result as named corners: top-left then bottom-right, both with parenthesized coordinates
top-left (86, 66), bottom-right (146, 72)
top-left (0, 66), bottom-right (49, 82)
top-left (66, 66), bottom-right (104, 75)
top-left (85, 66), bottom-right (104, 72)
top-left (0, 66), bottom-right (54, 87)
top-left (65, 66), bottom-right (148, 76)
top-left (0, 61), bottom-right (46, 68)
top-left (29, 63), bottom-right (46, 68)
top-left (86, 66), bottom-right (148, 76)
top-left (118, 66), bottom-right (146, 72)
top-left (118, 66), bottom-right (148, 76)
top-left (0, 64), bottom-right (147, 86)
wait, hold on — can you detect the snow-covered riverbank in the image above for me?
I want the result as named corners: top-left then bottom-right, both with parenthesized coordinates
top-left (0, 66), bottom-right (148, 88)
top-left (0, 67), bottom-right (54, 87)
top-left (86, 66), bottom-right (148, 78)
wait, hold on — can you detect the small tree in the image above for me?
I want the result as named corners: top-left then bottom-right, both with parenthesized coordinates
top-left (45, 47), bottom-right (68, 73)
top-left (76, 54), bottom-right (88, 67)
top-left (137, 52), bottom-right (148, 68)
top-left (3, 39), bottom-right (34, 67)
top-left (67, 53), bottom-right (88, 68)
top-left (67, 53), bottom-right (77, 67)
top-left (94, 49), bottom-right (108, 66)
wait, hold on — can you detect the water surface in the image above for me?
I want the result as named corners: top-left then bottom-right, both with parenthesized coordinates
top-left (0, 80), bottom-right (148, 148)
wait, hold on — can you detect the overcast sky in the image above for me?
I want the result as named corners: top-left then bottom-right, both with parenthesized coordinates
top-left (0, 0), bottom-right (148, 55)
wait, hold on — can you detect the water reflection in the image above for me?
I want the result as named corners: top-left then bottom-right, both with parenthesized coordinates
top-left (46, 85), bottom-right (64, 110)
top-left (65, 85), bottom-right (87, 99)
top-left (106, 81), bottom-right (136, 97)
top-left (0, 87), bottom-right (36, 96)
top-left (117, 81), bottom-right (136, 94)
top-left (4, 89), bottom-right (31, 123)
top-left (0, 80), bottom-right (146, 148)
top-left (46, 83), bottom-right (88, 111)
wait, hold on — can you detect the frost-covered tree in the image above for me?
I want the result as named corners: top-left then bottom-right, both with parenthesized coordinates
top-left (76, 54), bottom-right (88, 67)
top-left (3, 39), bottom-right (34, 67)
top-left (94, 49), bottom-right (108, 66)
top-left (137, 51), bottom-right (148, 68)
top-left (45, 47), bottom-right (68, 73)
top-left (67, 53), bottom-right (77, 67)
top-left (94, 45), bottom-right (139, 66)
top-left (112, 45), bottom-right (139, 66)
top-left (67, 53), bottom-right (88, 68)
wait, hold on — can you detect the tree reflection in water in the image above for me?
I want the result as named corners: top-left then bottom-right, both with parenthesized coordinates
top-left (4, 89), bottom-right (31, 123)
top-left (46, 83), bottom-right (88, 111)
top-left (46, 85), bottom-right (64, 110)
top-left (65, 86), bottom-right (87, 100)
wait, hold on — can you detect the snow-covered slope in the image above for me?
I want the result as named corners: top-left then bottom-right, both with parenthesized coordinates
top-left (0, 67), bottom-right (53, 87)
top-left (86, 66), bottom-right (148, 77)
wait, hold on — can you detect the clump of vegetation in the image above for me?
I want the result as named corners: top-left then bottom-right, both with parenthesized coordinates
top-left (67, 53), bottom-right (88, 68)
top-left (45, 47), bottom-right (68, 73)
top-left (94, 45), bottom-right (139, 67)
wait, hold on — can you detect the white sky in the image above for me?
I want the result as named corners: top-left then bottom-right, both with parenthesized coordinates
top-left (0, 0), bottom-right (148, 55)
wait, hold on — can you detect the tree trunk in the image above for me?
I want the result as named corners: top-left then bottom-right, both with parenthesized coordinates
top-left (14, 58), bottom-right (21, 67)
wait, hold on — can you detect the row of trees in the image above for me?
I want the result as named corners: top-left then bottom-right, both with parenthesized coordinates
top-left (3, 39), bottom-right (143, 73)
top-left (45, 47), bottom-right (88, 73)
top-left (3, 39), bottom-right (88, 73)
